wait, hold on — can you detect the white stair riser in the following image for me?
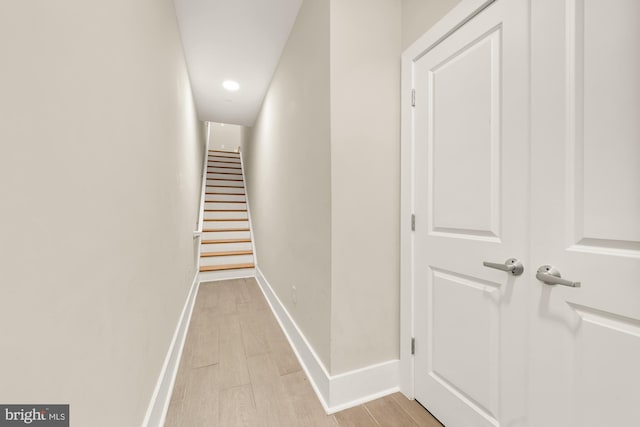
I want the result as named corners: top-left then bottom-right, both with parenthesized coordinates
top-left (199, 268), bottom-right (256, 283)
top-left (205, 194), bottom-right (246, 202)
top-left (202, 230), bottom-right (250, 240)
top-left (208, 162), bottom-right (241, 168)
top-left (207, 170), bottom-right (242, 177)
top-left (200, 254), bottom-right (254, 267)
top-left (203, 220), bottom-right (249, 230)
top-left (208, 153), bottom-right (240, 160)
top-left (204, 202), bottom-right (247, 211)
top-left (207, 171), bottom-right (242, 177)
top-left (208, 158), bottom-right (240, 163)
top-left (207, 173), bottom-right (244, 181)
top-left (205, 186), bottom-right (245, 195)
top-left (208, 152), bottom-right (239, 157)
top-left (203, 211), bottom-right (248, 220)
top-left (207, 163), bottom-right (241, 168)
top-left (208, 157), bottom-right (240, 162)
top-left (208, 167), bottom-right (244, 174)
top-left (206, 171), bottom-right (243, 177)
top-left (201, 241), bottom-right (252, 252)
top-left (207, 165), bottom-right (242, 170)
top-left (206, 180), bottom-right (244, 187)
top-left (207, 160), bottom-right (241, 165)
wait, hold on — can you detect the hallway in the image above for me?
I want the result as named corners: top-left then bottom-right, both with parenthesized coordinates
top-left (164, 278), bottom-right (442, 427)
top-left (3, 0), bottom-right (638, 425)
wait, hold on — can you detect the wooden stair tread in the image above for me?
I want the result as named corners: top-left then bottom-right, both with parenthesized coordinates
top-left (200, 263), bottom-right (255, 272)
top-left (205, 200), bottom-right (246, 204)
top-left (205, 187), bottom-right (245, 190)
top-left (207, 160), bottom-right (241, 165)
top-left (206, 192), bottom-right (246, 195)
top-left (204, 209), bottom-right (247, 212)
top-left (204, 218), bottom-right (247, 222)
top-left (201, 238), bottom-right (251, 244)
top-left (203, 228), bottom-right (250, 232)
top-left (206, 178), bottom-right (244, 181)
top-left (201, 250), bottom-right (253, 257)
top-left (206, 197), bottom-right (245, 201)
top-left (205, 172), bottom-right (243, 176)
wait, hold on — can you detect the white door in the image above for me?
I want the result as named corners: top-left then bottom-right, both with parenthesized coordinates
top-left (529, 1), bottom-right (640, 426)
top-left (413, 1), bottom-right (530, 426)
top-left (412, 0), bottom-right (640, 426)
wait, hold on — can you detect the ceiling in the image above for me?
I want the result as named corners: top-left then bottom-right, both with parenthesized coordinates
top-left (174, 0), bottom-right (303, 126)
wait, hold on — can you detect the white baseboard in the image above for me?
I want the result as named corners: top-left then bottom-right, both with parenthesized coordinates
top-left (254, 267), bottom-right (400, 415)
top-left (141, 271), bottom-right (200, 427)
top-left (254, 267), bottom-right (332, 408)
top-left (328, 360), bottom-right (401, 414)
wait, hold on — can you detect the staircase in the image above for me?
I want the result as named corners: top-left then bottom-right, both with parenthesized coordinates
top-left (198, 149), bottom-right (255, 281)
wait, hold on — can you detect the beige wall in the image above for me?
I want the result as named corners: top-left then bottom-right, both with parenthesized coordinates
top-left (401, 0), bottom-right (462, 49)
top-left (241, 0), bottom-right (460, 376)
top-left (209, 122), bottom-right (242, 151)
top-left (329, 0), bottom-right (402, 374)
top-left (241, 0), bottom-right (333, 369)
top-left (0, 1), bottom-right (204, 426)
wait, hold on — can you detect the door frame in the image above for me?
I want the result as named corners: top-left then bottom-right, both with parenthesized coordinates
top-left (399, 0), bottom-right (498, 398)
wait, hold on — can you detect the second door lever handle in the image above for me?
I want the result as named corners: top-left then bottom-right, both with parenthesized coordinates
top-left (536, 265), bottom-right (581, 288)
top-left (483, 258), bottom-right (524, 276)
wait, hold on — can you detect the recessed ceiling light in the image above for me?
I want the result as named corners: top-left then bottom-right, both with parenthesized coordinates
top-left (222, 80), bottom-right (240, 91)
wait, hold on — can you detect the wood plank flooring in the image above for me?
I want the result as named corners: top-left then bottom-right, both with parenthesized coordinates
top-left (164, 278), bottom-right (443, 427)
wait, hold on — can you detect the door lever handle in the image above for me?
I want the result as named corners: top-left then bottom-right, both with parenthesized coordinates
top-left (482, 258), bottom-right (524, 276)
top-left (536, 265), bottom-right (581, 288)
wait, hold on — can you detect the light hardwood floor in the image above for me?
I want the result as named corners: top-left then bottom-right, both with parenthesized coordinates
top-left (164, 278), bottom-right (443, 427)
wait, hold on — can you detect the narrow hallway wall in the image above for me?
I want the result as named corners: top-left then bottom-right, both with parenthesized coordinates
top-left (329, 0), bottom-right (402, 375)
top-left (401, 0), bottom-right (463, 49)
top-left (242, 0), bottom-right (463, 379)
top-left (0, 1), bottom-right (205, 426)
top-left (240, 0), bottom-right (333, 370)
top-left (208, 122), bottom-right (242, 152)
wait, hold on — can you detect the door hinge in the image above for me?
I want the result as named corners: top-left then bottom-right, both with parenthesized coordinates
top-left (411, 337), bottom-right (415, 355)
top-left (411, 214), bottom-right (416, 231)
top-left (411, 89), bottom-right (416, 107)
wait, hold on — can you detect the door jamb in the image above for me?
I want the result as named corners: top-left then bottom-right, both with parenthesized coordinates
top-left (399, 0), bottom-right (497, 398)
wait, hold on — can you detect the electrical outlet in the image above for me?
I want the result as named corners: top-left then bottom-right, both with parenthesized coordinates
top-left (291, 286), bottom-right (297, 305)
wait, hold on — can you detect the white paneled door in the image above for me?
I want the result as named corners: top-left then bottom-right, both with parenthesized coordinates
top-left (413, 1), bottom-right (530, 426)
top-left (411, 0), bottom-right (640, 426)
top-left (529, 1), bottom-right (640, 426)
